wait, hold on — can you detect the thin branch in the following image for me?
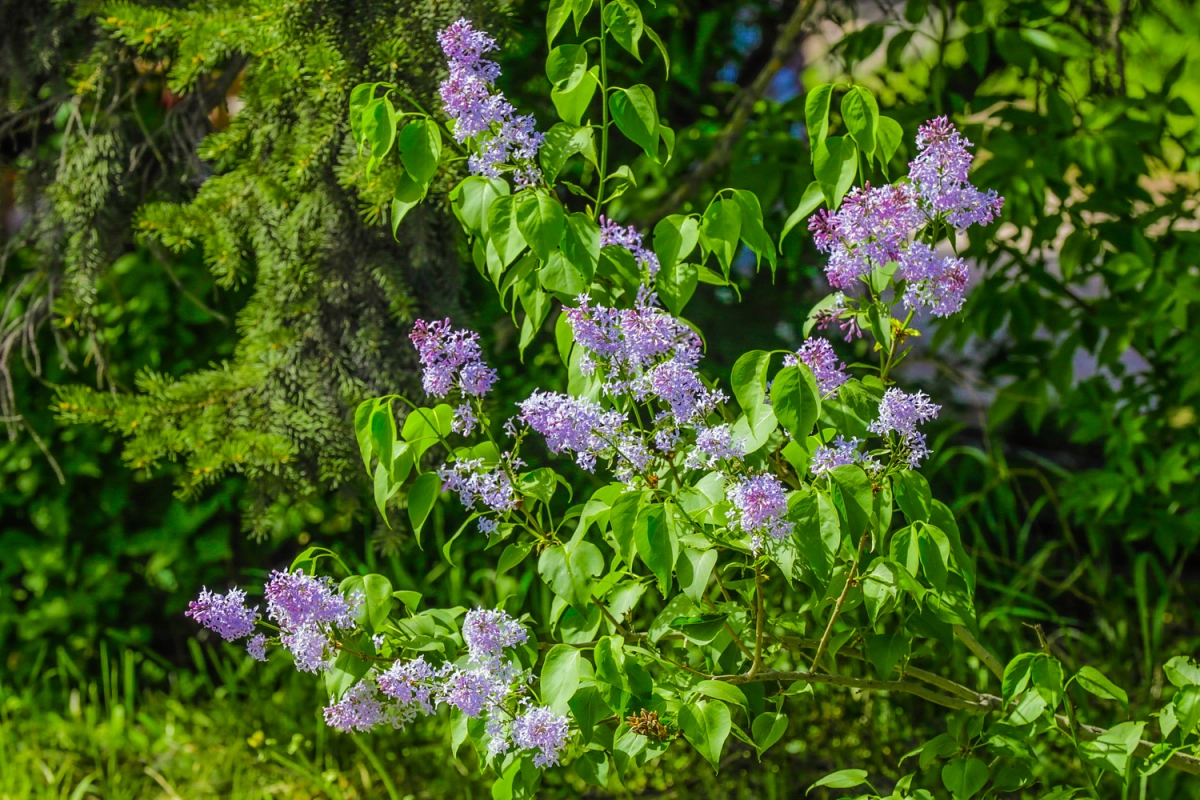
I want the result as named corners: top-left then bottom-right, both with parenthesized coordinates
top-left (953, 625), bottom-right (1005, 681)
top-left (810, 531), bottom-right (869, 671)
top-left (649, 0), bottom-right (821, 219)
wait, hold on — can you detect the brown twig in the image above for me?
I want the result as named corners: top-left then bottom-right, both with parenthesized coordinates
top-left (809, 531), bottom-right (870, 672)
top-left (649, 0), bottom-right (822, 219)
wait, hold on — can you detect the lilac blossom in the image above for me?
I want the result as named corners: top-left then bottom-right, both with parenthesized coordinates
top-left (811, 436), bottom-right (862, 476)
top-left (565, 291), bottom-right (701, 381)
top-left (898, 243), bottom-right (970, 318)
top-left (410, 318), bottom-right (497, 399)
top-left (186, 587), bottom-right (258, 641)
top-left (437, 19), bottom-right (543, 184)
top-left (727, 474), bottom-right (794, 551)
top-left (599, 216), bottom-right (661, 277)
top-left (246, 633), bottom-right (268, 661)
top-left (439, 459), bottom-right (517, 513)
top-left (517, 391), bottom-right (650, 478)
top-left (281, 624), bottom-right (331, 673)
top-left (462, 608), bottom-right (528, 666)
top-left (478, 517), bottom-right (499, 536)
top-left (908, 117), bottom-right (1003, 230)
top-left (809, 183), bottom-right (922, 289)
top-left (686, 424), bottom-right (746, 469)
top-left (642, 359), bottom-right (725, 424)
top-left (512, 705), bottom-right (571, 767)
top-left (435, 665), bottom-right (508, 718)
top-left (378, 656), bottom-right (438, 721)
top-left (785, 338), bottom-right (849, 395)
top-left (452, 402), bottom-right (479, 436)
top-left (324, 680), bottom-right (396, 732)
top-left (869, 388), bottom-right (940, 468)
top-left (265, 570), bottom-right (358, 631)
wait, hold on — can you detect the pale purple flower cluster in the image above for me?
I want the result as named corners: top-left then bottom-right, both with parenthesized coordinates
top-left (463, 608), bottom-right (528, 665)
top-left (437, 19), bottom-right (543, 185)
top-left (909, 117), bottom-right (1004, 230)
top-left (324, 680), bottom-right (400, 732)
top-left (517, 391), bottom-right (650, 478)
top-left (565, 291), bottom-right (701, 381)
top-left (186, 587), bottom-right (258, 642)
top-left (410, 318), bottom-right (497, 399)
top-left (439, 458), bottom-right (517, 513)
top-left (452, 402), bottom-right (479, 436)
top-left (727, 474), bottom-right (794, 551)
top-left (785, 338), bottom-right (849, 395)
top-left (599, 216), bottom-right (661, 277)
top-left (808, 118), bottom-right (1003, 317)
top-left (378, 656), bottom-right (438, 719)
top-left (811, 436), bottom-right (863, 476)
top-left (645, 360), bottom-right (725, 425)
top-left (246, 633), bottom-right (268, 661)
top-left (869, 388), bottom-right (940, 468)
top-left (512, 705), bottom-right (571, 767)
top-left (265, 570), bottom-right (360, 673)
top-left (686, 424), bottom-right (747, 469)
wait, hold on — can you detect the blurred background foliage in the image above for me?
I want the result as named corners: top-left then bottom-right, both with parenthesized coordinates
top-left (1, 0), bottom-right (1198, 796)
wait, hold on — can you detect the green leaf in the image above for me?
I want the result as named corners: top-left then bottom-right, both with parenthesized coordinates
top-left (876, 116), bottom-right (904, 172)
top-left (541, 644), bottom-right (585, 713)
top-left (770, 365), bottom-right (821, 441)
top-left (539, 123), bottom-right (596, 185)
top-left (552, 66), bottom-right (598, 126)
top-left (895, 470), bottom-right (933, 522)
top-left (668, 613), bottom-right (728, 645)
top-left (373, 463), bottom-right (397, 525)
top-left (547, 0), bottom-right (572, 45)
top-left (538, 539), bottom-right (604, 609)
top-left (700, 198), bottom-right (741, 276)
top-left (1002, 653), bottom-right (1039, 701)
top-left (804, 84), bottom-right (834, 157)
top-left (941, 758), bottom-right (989, 800)
top-left (814, 136), bottom-right (858, 209)
top-left (829, 464), bottom-right (874, 537)
top-left (391, 171), bottom-right (427, 235)
top-left (678, 701), bottom-right (731, 771)
top-left (781, 181), bottom-right (825, 244)
top-left (676, 548), bottom-right (717, 604)
top-left (634, 503), bottom-right (680, 597)
top-left (652, 214), bottom-right (699, 273)
top-left (361, 574), bottom-right (393, 634)
top-left (496, 542), bottom-right (534, 579)
top-left (515, 191), bottom-right (566, 260)
top-left (561, 212), bottom-right (600, 280)
top-left (695, 680), bottom-right (748, 712)
top-left (397, 119), bottom-right (442, 184)
top-left (1074, 666), bottom-right (1129, 708)
top-left (349, 82), bottom-right (382, 149)
top-left (546, 45), bottom-right (589, 93)
top-left (863, 629), bottom-right (909, 680)
top-left (408, 471), bottom-right (441, 539)
top-left (486, 194), bottom-right (528, 268)
top-left (609, 86), bottom-right (659, 160)
top-left (1165, 656), bottom-right (1200, 688)
top-left (656, 260), bottom-right (698, 316)
top-left (364, 95), bottom-right (397, 160)
top-left (840, 86), bottom-right (879, 157)
top-left (1079, 721), bottom-right (1145, 777)
top-left (732, 189), bottom-right (776, 272)
top-left (751, 712), bottom-right (788, 756)
top-left (603, 0), bottom-right (643, 60)
top-left (731, 350), bottom-right (772, 425)
top-left (540, 251), bottom-right (588, 297)
top-left (862, 560), bottom-right (901, 624)
top-left (393, 590), bottom-right (421, 611)
top-left (450, 176), bottom-right (509, 237)
top-left (643, 24), bottom-right (671, 76)
top-left (808, 769), bottom-right (868, 792)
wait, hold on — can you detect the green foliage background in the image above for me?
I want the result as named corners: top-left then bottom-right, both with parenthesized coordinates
top-left (1, 0), bottom-right (1198, 796)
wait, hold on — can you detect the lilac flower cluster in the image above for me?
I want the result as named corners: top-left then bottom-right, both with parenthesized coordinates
top-left (808, 118), bottom-right (1003, 317)
top-left (265, 570), bottom-right (361, 673)
top-left (437, 19), bottom-right (543, 185)
top-left (599, 216), bottom-right (661, 278)
top-left (517, 390), bottom-right (650, 479)
top-left (462, 608), bottom-right (528, 665)
top-left (785, 338), bottom-right (849, 395)
top-left (439, 458), bottom-right (518, 514)
top-left (378, 655), bottom-right (437, 721)
top-left (810, 436), bottom-right (864, 476)
top-left (727, 474), bottom-right (794, 552)
top-left (324, 679), bottom-right (400, 732)
top-left (410, 318), bottom-right (497, 399)
top-left (868, 388), bottom-right (940, 468)
top-left (512, 704), bottom-right (572, 767)
top-left (186, 587), bottom-right (258, 642)
top-left (565, 291), bottom-right (701, 381)
top-left (686, 424), bottom-right (746, 469)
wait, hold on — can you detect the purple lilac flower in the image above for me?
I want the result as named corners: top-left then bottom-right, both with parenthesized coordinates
top-left (186, 587), bottom-right (258, 641)
top-left (435, 666), bottom-right (507, 718)
top-left (809, 183), bottom-right (922, 290)
top-left (811, 436), bottom-right (862, 476)
top-left (512, 705), bottom-right (571, 767)
top-left (785, 338), bottom-right (849, 395)
top-left (265, 570), bottom-right (358, 631)
top-left (727, 474), bottom-right (794, 551)
top-left (908, 117), bottom-right (1003, 230)
top-left (869, 388), bottom-right (940, 468)
top-left (642, 360), bottom-right (725, 424)
top-left (410, 319), bottom-right (497, 399)
top-left (462, 608), bottom-right (528, 665)
top-left (324, 680), bottom-right (395, 732)
top-left (281, 624), bottom-right (331, 673)
top-left (686, 424), bottom-right (746, 469)
top-left (898, 243), bottom-right (970, 318)
top-left (478, 517), bottom-right (499, 535)
top-left (438, 19), bottom-right (543, 184)
top-left (517, 391), bottom-right (649, 478)
top-left (439, 459), bottom-right (517, 513)
top-left (246, 633), bottom-right (268, 661)
top-left (599, 216), bottom-right (661, 277)
top-left (378, 656), bottom-right (437, 720)
top-left (452, 402), bottom-right (479, 436)
top-left (565, 292), bottom-right (701, 381)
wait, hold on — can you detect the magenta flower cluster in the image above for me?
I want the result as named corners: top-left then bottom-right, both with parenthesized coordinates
top-left (599, 216), bottom-right (660, 277)
top-left (869, 388), bottom-right (941, 468)
top-left (410, 318), bottom-right (497, 400)
top-left (809, 117), bottom-right (1003, 317)
top-left (437, 19), bottom-right (543, 185)
top-left (785, 337), bottom-right (849, 395)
